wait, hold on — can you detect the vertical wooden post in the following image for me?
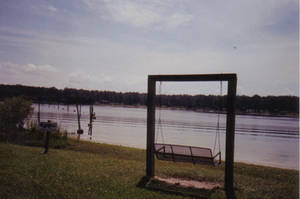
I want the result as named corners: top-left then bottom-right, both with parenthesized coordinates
top-left (88, 104), bottom-right (94, 139)
top-left (76, 104), bottom-right (83, 140)
top-left (43, 131), bottom-right (50, 154)
top-left (76, 104), bottom-right (81, 130)
top-left (38, 101), bottom-right (40, 125)
top-left (225, 77), bottom-right (237, 198)
top-left (146, 78), bottom-right (156, 177)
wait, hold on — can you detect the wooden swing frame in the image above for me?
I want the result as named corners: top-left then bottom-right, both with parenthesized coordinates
top-left (146, 74), bottom-right (237, 197)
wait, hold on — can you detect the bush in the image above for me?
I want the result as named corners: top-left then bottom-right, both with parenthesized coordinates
top-left (0, 97), bottom-right (33, 140)
top-left (23, 127), bottom-right (71, 149)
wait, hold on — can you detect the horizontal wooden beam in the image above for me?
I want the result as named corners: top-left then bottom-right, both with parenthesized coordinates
top-left (149, 73), bottom-right (236, 82)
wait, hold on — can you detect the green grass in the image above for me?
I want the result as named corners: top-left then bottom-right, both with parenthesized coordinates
top-left (0, 141), bottom-right (298, 199)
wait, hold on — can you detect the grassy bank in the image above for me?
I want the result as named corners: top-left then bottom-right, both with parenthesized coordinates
top-left (0, 141), bottom-right (298, 199)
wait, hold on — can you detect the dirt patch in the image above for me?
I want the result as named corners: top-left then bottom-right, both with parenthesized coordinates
top-left (155, 176), bottom-right (222, 190)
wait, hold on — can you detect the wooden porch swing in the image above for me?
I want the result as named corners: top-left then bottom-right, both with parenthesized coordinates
top-left (154, 143), bottom-right (221, 166)
top-left (153, 81), bottom-right (223, 166)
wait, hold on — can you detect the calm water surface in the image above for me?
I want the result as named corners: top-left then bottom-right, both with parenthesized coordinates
top-left (32, 104), bottom-right (299, 170)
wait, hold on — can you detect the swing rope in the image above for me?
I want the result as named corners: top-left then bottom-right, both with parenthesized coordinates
top-left (155, 81), bottom-right (165, 144)
top-left (213, 81), bottom-right (222, 156)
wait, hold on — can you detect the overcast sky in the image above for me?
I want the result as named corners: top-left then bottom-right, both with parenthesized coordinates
top-left (0, 0), bottom-right (298, 96)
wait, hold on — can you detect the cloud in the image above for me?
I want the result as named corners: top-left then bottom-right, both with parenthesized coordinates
top-left (0, 0), bottom-right (298, 96)
top-left (67, 71), bottom-right (113, 90)
top-left (0, 26), bottom-right (298, 95)
top-left (46, 5), bottom-right (57, 12)
top-left (26, 63), bottom-right (58, 72)
top-left (0, 61), bottom-right (117, 91)
top-left (165, 13), bottom-right (193, 28)
top-left (107, 1), bottom-right (161, 27)
top-left (0, 62), bottom-right (57, 75)
top-left (0, 62), bottom-right (61, 87)
top-left (83, 0), bottom-right (193, 29)
top-left (29, 2), bottom-right (58, 15)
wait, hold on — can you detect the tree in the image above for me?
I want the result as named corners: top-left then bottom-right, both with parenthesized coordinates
top-left (0, 97), bottom-right (33, 139)
top-left (0, 84), bottom-right (298, 116)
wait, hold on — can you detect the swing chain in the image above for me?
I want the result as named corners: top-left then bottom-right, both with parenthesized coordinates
top-left (213, 81), bottom-right (222, 155)
top-left (155, 81), bottom-right (165, 144)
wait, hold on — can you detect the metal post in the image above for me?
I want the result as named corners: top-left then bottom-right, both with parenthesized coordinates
top-left (146, 78), bottom-right (156, 177)
top-left (43, 131), bottom-right (50, 154)
top-left (225, 77), bottom-right (237, 198)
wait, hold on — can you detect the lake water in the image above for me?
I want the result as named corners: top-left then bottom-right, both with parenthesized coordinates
top-left (32, 104), bottom-right (299, 170)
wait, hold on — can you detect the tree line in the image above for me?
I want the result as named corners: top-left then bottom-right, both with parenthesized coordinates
top-left (0, 84), bottom-right (298, 116)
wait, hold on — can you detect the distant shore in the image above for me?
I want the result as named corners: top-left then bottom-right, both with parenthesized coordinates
top-left (94, 103), bottom-right (299, 118)
top-left (2, 84), bottom-right (298, 118)
top-left (31, 102), bottom-right (298, 118)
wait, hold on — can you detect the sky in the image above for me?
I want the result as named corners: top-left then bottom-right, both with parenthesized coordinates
top-left (0, 0), bottom-right (298, 96)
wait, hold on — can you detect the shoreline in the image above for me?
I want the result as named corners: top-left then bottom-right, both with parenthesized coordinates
top-left (94, 103), bottom-right (299, 118)
top-left (78, 138), bottom-right (300, 171)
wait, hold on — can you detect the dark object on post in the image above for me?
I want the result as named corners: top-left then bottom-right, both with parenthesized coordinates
top-left (39, 120), bottom-right (57, 132)
top-left (146, 74), bottom-right (237, 199)
top-left (39, 120), bottom-right (57, 154)
top-left (77, 129), bottom-right (83, 134)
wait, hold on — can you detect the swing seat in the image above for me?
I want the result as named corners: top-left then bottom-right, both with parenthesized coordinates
top-left (154, 143), bottom-right (221, 166)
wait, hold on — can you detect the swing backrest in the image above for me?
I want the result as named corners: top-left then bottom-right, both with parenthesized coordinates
top-left (155, 143), bottom-right (212, 157)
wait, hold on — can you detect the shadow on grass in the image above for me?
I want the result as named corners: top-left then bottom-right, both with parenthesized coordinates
top-left (136, 176), bottom-right (226, 199)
